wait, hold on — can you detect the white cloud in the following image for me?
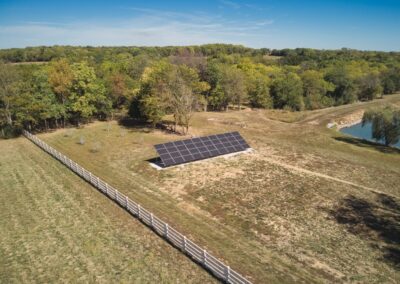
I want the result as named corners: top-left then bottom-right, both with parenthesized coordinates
top-left (219, 0), bottom-right (241, 10)
top-left (255, 20), bottom-right (274, 26)
top-left (0, 8), bottom-right (275, 48)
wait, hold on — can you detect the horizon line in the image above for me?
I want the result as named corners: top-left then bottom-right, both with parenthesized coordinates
top-left (0, 44), bottom-right (399, 53)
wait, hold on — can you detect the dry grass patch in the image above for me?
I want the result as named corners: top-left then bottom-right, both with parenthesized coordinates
top-left (0, 138), bottom-right (216, 283)
top-left (36, 94), bottom-right (400, 283)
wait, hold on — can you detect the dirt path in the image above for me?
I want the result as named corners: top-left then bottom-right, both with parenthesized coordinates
top-left (262, 156), bottom-right (400, 200)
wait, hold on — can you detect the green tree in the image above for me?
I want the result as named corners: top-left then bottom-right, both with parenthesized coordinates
top-left (7, 69), bottom-right (62, 131)
top-left (357, 72), bottom-right (383, 101)
top-left (205, 63), bottom-right (248, 111)
top-left (207, 83), bottom-right (227, 110)
top-left (168, 65), bottom-right (210, 133)
top-left (301, 70), bottom-right (334, 110)
top-left (69, 62), bottom-right (111, 125)
top-left (325, 65), bottom-right (358, 105)
top-left (219, 65), bottom-right (247, 110)
top-left (132, 61), bottom-right (208, 133)
top-left (128, 95), bottom-right (143, 121)
top-left (29, 69), bottom-right (62, 130)
top-left (381, 67), bottom-right (400, 94)
top-left (248, 73), bottom-right (272, 108)
top-left (0, 62), bottom-right (20, 137)
top-left (133, 61), bottom-right (173, 126)
top-left (237, 60), bottom-right (272, 108)
top-left (0, 62), bottom-right (18, 126)
top-left (140, 95), bottom-right (165, 128)
top-left (48, 59), bottom-right (73, 127)
top-left (204, 62), bottom-right (225, 110)
top-left (271, 73), bottom-right (304, 111)
top-left (362, 106), bottom-right (400, 146)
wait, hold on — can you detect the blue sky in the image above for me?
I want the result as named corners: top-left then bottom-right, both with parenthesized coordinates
top-left (0, 0), bottom-right (399, 50)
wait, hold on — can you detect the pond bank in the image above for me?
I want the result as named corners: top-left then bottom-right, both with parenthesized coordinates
top-left (327, 110), bottom-right (364, 129)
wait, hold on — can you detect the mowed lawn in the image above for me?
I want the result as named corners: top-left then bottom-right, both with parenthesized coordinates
top-left (38, 95), bottom-right (400, 283)
top-left (0, 138), bottom-right (216, 283)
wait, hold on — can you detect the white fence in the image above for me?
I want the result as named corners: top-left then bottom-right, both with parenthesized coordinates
top-left (23, 130), bottom-right (252, 284)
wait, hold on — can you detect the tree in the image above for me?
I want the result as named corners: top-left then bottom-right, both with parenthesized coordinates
top-left (0, 62), bottom-right (20, 137)
top-left (8, 69), bottom-right (63, 131)
top-left (128, 95), bottom-right (143, 121)
top-left (2, 46), bottom-right (400, 137)
top-left (237, 60), bottom-right (272, 108)
top-left (381, 67), bottom-right (400, 94)
top-left (132, 61), bottom-right (208, 133)
top-left (204, 62), bottom-right (226, 110)
top-left (168, 65), bottom-right (210, 134)
top-left (132, 61), bottom-right (173, 127)
top-left (48, 59), bottom-right (73, 127)
top-left (106, 72), bottom-right (130, 109)
top-left (205, 63), bottom-right (247, 111)
top-left (301, 70), bottom-right (334, 110)
top-left (28, 69), bottom-right (62, 130)
top-left (325, 65), bottom-right (358, 105)
top-left (207, 83), bottom-right (227, 111)
top-left (271, 73), bottom-right (304, 111)
top-left (140, 95), bottom-right (165, 128)
top-left (357, 72), bottom-right (383, 101)
top-left (169, 49), bottom-right (207, 77)
top-left (69, 62), bottom-right (111, 125)
top-left (219, 65), bottom-right (247, 110)
top-left (248, 73), bottom-right (272, 108)
top-left (362, 106), bottom-right (400, 146)
top-left (0, 62), bottom-right (18, 126)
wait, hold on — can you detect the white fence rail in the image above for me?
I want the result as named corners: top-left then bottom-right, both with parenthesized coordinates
top-left (23, 130), bottom-right (252, 284)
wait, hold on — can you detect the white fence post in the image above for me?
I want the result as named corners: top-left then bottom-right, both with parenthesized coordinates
top-left (164, 223), bottom-right (169, 237)
top-left (138, 204), bottom-right (141, 218)
top-left (150, 213), bottom-right (154, 226)
top-left (203, 249), bottom-right (207, 264)
top-left (125, 196), bottom-right (129, 208)
top-left (182, 236), bottom-right (187, 251)
top-left (225, 265), bottom-right (231, 283)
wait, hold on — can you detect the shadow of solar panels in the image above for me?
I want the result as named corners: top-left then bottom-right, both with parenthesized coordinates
top-left (153, 131), bottom-right (250, 167)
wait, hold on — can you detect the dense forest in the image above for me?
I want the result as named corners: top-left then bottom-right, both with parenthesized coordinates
top-left (1, 44), bottom-right (400, 137)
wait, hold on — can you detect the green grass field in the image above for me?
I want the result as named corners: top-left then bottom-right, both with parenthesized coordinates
top-left (0, 138), bottom-right (216, 283)
top-left (2, 94), bottom-right (400, 283)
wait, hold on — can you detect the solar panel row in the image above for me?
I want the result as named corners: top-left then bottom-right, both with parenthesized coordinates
top-left (154, 131), bottom-right (250, 167)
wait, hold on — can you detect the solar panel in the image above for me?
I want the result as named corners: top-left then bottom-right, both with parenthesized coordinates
top-left (154, 131), bottom-right (250, 167)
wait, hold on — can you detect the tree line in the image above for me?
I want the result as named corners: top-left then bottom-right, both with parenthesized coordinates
top-left (1, 44), bottom-right (400, 138)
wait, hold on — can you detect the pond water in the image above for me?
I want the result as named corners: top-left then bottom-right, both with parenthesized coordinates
top-left (340, 122), bottom-right (400, 148)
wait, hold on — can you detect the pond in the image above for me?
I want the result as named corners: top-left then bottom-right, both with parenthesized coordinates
top-left (340, 122), bottom-right (400, 148)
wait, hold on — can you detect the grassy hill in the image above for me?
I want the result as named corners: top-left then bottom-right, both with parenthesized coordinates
top-left (2, 94), bottom-right (399, 283)
top-left (0, 138), bottom-right (216, 283)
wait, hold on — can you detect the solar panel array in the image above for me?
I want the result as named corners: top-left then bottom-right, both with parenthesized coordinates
top-left (154, 131), bottom-right (250, 167)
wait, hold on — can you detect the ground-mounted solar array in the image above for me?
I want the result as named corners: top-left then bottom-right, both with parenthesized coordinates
top-left (154, 131), bottom-right (250, 167)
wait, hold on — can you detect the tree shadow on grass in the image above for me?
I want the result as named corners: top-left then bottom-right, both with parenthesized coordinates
top-left (329, 194), bottom-right (400, 268)
top-left (334, 136), bottom-right (400, 154)
top-left (118, 117), bottom-right (184, 136)
top-left (117, 117), bottom-right (153, 133)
